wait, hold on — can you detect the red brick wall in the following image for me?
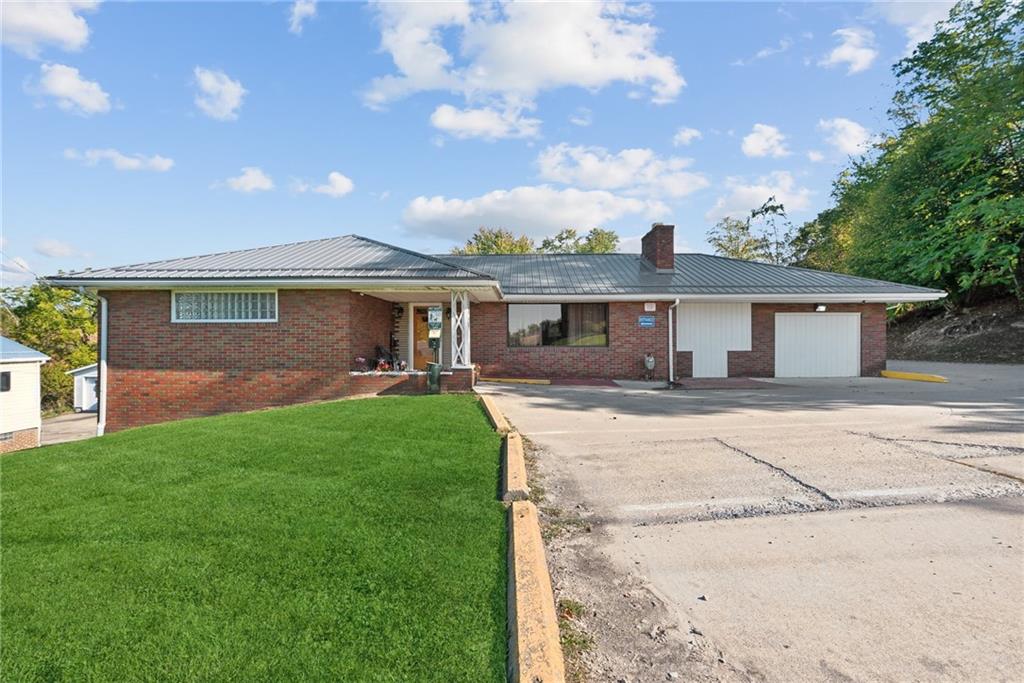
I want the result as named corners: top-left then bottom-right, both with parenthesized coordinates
top-left (0, 427), bottom-right (40, 454)
top-left (641, 224), bottom-right (675, 271)
top-left (101, 289), bottom-right (393, 431)
top-left (471, 302), bottom-right (670, 380)
top-left (675, 302), bottom-right (886, 378)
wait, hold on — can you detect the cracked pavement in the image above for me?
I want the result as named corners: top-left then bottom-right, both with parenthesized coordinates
top-left (479, 361), bottom-right (1024, 682)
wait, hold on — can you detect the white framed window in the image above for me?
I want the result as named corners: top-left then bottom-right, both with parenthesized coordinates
top-left (171, 290), bottom-right (278, 323)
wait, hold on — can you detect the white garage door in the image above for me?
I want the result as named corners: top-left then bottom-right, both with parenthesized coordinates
top-left (775, 313), bottom-right (861, 377)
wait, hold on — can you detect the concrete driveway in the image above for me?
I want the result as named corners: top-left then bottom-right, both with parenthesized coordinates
top-left (41, 412), bottom-right (97, 446)
top-left (479, 362), bottom-right (1024, 682)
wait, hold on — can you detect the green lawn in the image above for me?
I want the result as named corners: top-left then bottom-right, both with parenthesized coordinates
top-left (1, 396), bottom-right (506, 682)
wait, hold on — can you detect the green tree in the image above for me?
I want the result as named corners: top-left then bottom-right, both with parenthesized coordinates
top-left (707, 196), bottom-right (795, 264)
top-left (793, 0), bottom-right (1023, 304)
top-left (707, 217), bottom-right (768, 262)
top-left (450, 228), bottom-right (535, 254)
top-left (451, 226), bottom-right (620, 254)
top-left (1, 283), bottom-right (97, 410)
top-left (538, 228), bottom-right (619, 253)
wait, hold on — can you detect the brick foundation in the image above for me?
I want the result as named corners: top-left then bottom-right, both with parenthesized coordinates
top-left (471, 302), bottom-right (670, 381)
top-left (0, 427), bottom-right (40, 454)
top-left (675, 302), bottom-right (886, 378)
top-left (349, 369), bottom-right (474, 396)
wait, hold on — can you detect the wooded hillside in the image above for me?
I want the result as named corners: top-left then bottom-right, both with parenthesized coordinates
top-left (793, 0), bottom-right (1022, 306)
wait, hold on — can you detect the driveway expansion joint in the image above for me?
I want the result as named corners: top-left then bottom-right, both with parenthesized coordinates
top-left (847, 430), bottom-right (1024, 457)
top-left (713, 437), bottom-right (840, 505)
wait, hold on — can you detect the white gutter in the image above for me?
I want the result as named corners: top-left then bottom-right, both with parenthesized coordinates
top-left (502, 292), bottom-right (946, 303)
top-left (667, 298), bottom-right (680, 385)
top-left (97, 294), bottom-right (108, 436)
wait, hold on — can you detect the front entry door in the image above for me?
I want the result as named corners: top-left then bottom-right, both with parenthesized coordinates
top-left (413, 307), bottom-right (434, 369)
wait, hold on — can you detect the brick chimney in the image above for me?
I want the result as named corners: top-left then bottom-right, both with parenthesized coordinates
top-left (641, 223), bottom-right (675, 272)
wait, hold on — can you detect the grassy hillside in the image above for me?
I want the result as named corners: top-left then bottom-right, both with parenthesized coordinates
top-left (1, 396), bottom-right (506, 682)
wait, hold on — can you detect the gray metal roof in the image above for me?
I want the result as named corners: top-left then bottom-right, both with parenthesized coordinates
top-left (48, 232), bottom-right (942, 299)
top-left (443, 253), bottom-right (944, 297)
top-left (1, 336), bottom-right (49, 363)
top-left (52, 235), bottom-right (493, 282)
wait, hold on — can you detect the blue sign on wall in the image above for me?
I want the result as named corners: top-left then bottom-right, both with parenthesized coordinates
top-left (638, 315), bottom-right (656, 328)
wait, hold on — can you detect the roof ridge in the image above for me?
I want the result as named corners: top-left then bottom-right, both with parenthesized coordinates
top-left (79, 234), bottom-right (361, 275)
top-left (353, 235), bottom-right (497, 279)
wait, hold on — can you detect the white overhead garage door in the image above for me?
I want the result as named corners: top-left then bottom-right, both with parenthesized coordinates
top-left (775, 313), bottom-right (861, 377)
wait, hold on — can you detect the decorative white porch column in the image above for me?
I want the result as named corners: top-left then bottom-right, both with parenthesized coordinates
top-left (450, 290), bottom-right (471, 368)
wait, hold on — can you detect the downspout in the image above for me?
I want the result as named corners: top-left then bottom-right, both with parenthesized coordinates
top-left (667, 298), bottom-right (680, 386)
top-left (97, 294), bottom-right (108, 436)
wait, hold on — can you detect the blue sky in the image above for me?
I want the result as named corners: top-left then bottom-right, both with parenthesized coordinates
top-left (1, 1), bottom-right (953, 283)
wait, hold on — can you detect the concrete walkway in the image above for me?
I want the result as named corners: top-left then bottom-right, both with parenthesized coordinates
top-left (479, 362), bottom-right (1024, 681)
top-left (41, 413), bottom-right (97, 446)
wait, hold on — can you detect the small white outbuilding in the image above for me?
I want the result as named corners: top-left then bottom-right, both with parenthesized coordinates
top-left (66, 363), bottom-right (99, 412)
top-left (0, 336), bottom-right (49, 453)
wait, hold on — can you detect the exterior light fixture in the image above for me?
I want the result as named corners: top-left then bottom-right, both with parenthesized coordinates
top-left (815, 304), bottom-right (827, 312)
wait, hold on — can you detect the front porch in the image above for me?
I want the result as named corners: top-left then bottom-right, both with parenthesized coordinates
top-left (347, 287), bottom-right (491, 394)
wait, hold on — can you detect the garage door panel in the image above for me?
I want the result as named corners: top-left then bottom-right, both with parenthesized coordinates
top-left (775, 313), bottom-right (860, 377)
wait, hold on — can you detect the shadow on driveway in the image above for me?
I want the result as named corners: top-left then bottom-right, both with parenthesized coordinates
top-left (478, 362), bottom-right (1024, 437)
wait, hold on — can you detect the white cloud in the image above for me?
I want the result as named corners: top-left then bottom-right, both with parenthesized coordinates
top-left (818, 117), bottom-right (872, 155)
top-left (288, 0), bottom-right (317, 35)
top-left (1, 0), bottom-right (98, 59)
top-left (1, 256), bottom-right (34, 284)
top-left (741, 123), bottom-right (789, 158)
top-left (34, 238), bottom-right (77, 258)
top-left (314, 171), bottom-right (354, 198)
top-left (64, 147), bottom-right (174, 172)
top-left (807, 150), bottom-right (825, 162)
top-left (819, 27), bottom-right (877, 75)
top-left (33, 63), bottom-right (110, 115)
top-left (225, 167), bottom-right (274, 193)
top-left (537, 143), bottom-right (709, 198)
top-left (569, 107), bottom-right (592, 127)
top-left (705, 171), bottom-right (812, 222)
top-left (403, 185), bottom-right (667, 241)
top-left (873, 1), bottom-right (953, 54)
top-left (193, 67), bottom-right (246, 121)
top-left (364, 1), bottom-right (683, 116)
top-left (672, 126), bottom-right (701, 146)
top-left (732, 38), bottom-right (792, 66)
top-left (430, 104), bottom-right (540, 140)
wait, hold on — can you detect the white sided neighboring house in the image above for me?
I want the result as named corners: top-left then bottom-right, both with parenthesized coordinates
top-left (67, 363), bottom-right (99, 412)
top-left (0, 337), bottom-right (49, 453)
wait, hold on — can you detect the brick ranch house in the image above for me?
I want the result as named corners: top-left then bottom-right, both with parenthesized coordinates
top-left (50, 224), bottom-right (945, 433)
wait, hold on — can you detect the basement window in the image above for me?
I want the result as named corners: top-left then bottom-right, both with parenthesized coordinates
top-left (508, 303), bottom-right (609, 347)
top-left (172, 291), bottom-right (278, 323)
top-left (0, 432), bottom-right (12, 442)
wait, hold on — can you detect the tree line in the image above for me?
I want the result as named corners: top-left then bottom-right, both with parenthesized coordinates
top-left (709, 0), bottom-right (1023, 307)
top-left (1, 285), bottom-right (97, 412)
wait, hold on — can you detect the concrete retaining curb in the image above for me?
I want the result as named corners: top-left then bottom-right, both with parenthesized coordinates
top-left (502, 432), bottom-right (530, 502)
top-left (480, 394), bottom-right (512, 434)
top-left (508, 501), bottom-right (566, 683)
top-left (881, 370), bottom-right (949, 383)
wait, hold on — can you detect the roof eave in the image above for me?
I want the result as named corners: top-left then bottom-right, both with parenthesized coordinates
top-left (501, 291), bottom-right (947, 303)
top-left (48, 277), bottom-right (502, 290)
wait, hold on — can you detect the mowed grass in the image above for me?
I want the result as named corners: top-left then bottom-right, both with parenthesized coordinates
top-left (1, 395), bottom-right (506, 682)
